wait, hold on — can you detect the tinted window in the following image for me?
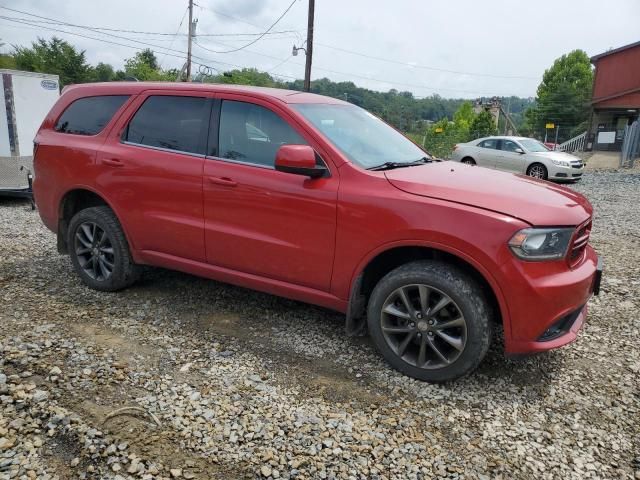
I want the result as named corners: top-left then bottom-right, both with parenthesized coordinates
top-left (218, 100), bottom-right (306, 167)
top-left (125, 96), bottom-right (209, 155)
top-left (55, 95), bottom-right (129, 135)
top-left (479, 139), bottom-right (498, 149)
top-left (501, 140), bottom-right (521, 152)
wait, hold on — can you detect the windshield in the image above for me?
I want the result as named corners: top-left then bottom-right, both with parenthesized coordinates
top-left (292, 104), bottom-right (429, 168)
top-left (519, 138), bottom-right (550, 152)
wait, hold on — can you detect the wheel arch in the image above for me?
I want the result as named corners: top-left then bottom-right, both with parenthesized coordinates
top-left (57, 187), bottom-right (131, 255)
top-left (345, 242), bottom-right (509, 339)
top-left (526, 161), bottom-right (547, 174)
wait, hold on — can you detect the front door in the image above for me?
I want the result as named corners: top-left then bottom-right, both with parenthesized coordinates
top-left (203, 96), bottom-right (338, 291)
top-left (97, 92), bottom-right (211, 262)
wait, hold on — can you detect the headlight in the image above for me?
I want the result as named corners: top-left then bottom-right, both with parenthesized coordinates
top-left (508, 228), bottom-right (574, 261)
top-left (551, 159), bottom-right (570, 167)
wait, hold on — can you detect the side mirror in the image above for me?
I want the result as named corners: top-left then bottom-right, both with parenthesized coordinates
top-left (514, 148), bottom-right (525, 154)
top-left (275, 145), bottom-right (327, 178)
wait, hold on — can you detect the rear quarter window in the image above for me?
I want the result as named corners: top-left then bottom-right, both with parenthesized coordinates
top-left (54, 95), bottom-right (129, 136)
top-left (123, 95), bottom-right (209, 155)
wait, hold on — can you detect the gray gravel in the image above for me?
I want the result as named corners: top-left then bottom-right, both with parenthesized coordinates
top-left (1, 169), bottom-right (639, 479)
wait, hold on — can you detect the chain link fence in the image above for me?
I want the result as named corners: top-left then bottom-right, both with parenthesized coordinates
top-left (621, 120), bottom-right (639, 168)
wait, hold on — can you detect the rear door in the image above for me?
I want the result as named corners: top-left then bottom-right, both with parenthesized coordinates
top-left (202, 95), bottom-right (338, 291)
top-left (495, 139), bottom-right (527, 173)
top-left (474, 138), bottom-right (500, 168)
top-left (96, 91), bottom-right (211, 262)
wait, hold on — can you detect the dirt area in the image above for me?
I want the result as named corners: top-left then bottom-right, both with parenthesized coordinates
top-left (1, 169), bottom-right (639, 479)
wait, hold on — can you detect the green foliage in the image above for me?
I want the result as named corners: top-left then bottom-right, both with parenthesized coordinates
top-left (13, 37), bottom-right (91, 86)
top-left (208, 68), bottom-right (281, 87)
top-left (92, 62), bottom-right (115, 82)
top-left (286, 77), bottom-right (466, 132)
top-left (524, 50), bottom-right (593, 142)
top-left (123, 49), bottom-right (174, 81)
top-left (453, 101), bottom-right (475, 133)
top-left (470, 111), bottom-right (497, 138)
top-left (0, 54), bottom-right (16, 69)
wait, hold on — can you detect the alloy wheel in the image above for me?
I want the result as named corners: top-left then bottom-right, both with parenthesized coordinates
top-left (74, 221), bottom-right (115, 281)
top-left (528, 164), bottom-right (546, 178)
top-left (380, 284), bottom-right (467, 369)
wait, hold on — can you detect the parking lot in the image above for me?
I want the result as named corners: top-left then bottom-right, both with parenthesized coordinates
top-left (1, 168), bottom-right (639, 479)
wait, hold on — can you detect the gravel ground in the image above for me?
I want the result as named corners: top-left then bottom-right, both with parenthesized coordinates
top-left (1, 169), bottom-right (639, 480)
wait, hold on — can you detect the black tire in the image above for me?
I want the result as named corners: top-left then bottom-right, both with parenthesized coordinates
top-left (461, 157), bottom-right (476, 165)
top-left (67, 206), bottom-right (140, 291)
top-left (526, 163), bottom-right (548, 180)
top-left (367, 260), bottom-right (492, 383)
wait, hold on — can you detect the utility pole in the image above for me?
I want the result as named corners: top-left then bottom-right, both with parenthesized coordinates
top-left (303, 0), bottom-right (315, 92)
top-left (503, 97), bottom-right (511, 135)
top-left (186, 0), bottom-right (194, 82)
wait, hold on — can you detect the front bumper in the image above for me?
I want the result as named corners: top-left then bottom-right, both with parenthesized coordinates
top-left (549, 164), bottom-right (584, 181)
top-left (502, 247), bottom-right (601, 354)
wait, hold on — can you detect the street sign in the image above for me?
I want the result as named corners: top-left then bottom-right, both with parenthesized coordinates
top-left (545, 123), bottom-right (555, 129)
top-left (435, 127), bottom-right (444, 133)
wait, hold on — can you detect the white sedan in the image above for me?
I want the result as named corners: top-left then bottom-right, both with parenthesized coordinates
top-left (451, 136), bottom-right (584, 182)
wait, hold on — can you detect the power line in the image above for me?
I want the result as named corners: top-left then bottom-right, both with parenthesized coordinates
top-left (1, 6), bottom-right (541, 97)
top-left (267, 55), bottom-right (293, 73)
top-left (159, 7), bottom-right (188, 68)
top-left (190, 0), bottom-right (298, 54)
top-left (0, 6), bottom-right (299, 38)
top-left (193, 36), bottom-right (517, 96)
top-left (0, 14), bottom-right (299, 81)
top-left (314, 42), bottom-right (541, 81)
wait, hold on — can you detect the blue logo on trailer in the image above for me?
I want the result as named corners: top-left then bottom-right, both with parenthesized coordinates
top-left (41, 80), bottom-right (58, 90)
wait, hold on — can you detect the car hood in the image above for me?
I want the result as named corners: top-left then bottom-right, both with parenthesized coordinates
top-left (530, 151), bottom-right (582, 162)
top-left (385, 161), bottom-right (592, 226)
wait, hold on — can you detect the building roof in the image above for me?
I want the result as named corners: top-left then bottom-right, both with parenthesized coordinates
top-left (591, 40), bottom-right (640, 63)
top-left (61, 82), bottom-right (347, 105)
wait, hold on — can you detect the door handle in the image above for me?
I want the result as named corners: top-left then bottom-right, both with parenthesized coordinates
top-left (102, 158), bottom-right (124, 167)
top-left (207, 176), bottom-right (237, 187)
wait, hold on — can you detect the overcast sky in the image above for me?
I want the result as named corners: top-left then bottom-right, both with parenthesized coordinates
top-left (2, 0), bottom-right (639, 99)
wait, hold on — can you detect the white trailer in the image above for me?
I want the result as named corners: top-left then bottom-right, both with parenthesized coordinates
top-left (0, 69), bottom-right (60, 196)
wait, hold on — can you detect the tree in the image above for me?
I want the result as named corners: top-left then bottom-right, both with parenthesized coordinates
top-left (525, 50), bottom-right (593, 141)
top-left (0, 54), bottom-right (16, 69)
top-left (14, 37), bottom-right (91, 86)
top-left (470, 110), bottom-right (497, 138)
top-left (92, 62), bottom-right (115, 82)
top-left (123, 49), bottom-right (173, 81)
top-left (208, 68), bottom-right (281, 87)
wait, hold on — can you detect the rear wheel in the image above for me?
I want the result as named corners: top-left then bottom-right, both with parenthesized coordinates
top-left (68, 206), bottom-right (140, 291)
top-left (461, 157), bottom-right (476, 165)
top-left (367, 261), bottom-right (492, 382)
top-left (527, 163), bottom-right (547, 180)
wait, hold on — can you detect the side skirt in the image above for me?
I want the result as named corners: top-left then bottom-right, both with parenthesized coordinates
top-left (137, 250), bottom-right (349, 314)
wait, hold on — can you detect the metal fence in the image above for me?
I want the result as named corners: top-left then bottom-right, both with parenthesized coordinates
top-left (621, 121), bottom-right (640, 168)
top-left (559, 131), bottom-right (586, 153)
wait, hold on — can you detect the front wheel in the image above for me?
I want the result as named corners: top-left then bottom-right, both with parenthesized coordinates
top-left (68, 206), bottom-right (140, 291)
top-left (527, 163), bottom-right (548, 180)
top-left (367, 261), bottom-right (492, 382)
top-left (461, 157), bottom-right (476, 165)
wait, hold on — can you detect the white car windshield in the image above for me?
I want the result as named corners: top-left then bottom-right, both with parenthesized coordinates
top-left (292, 104), bottom-right (428, 169)
top-left (519, 139), bottom-right (550, 152)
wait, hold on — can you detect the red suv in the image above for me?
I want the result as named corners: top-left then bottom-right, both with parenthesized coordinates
top-left (33, 83), bottom-right (601, 382)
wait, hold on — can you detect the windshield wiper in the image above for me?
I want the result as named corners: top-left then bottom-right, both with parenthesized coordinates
top-left (367, 157), bottom-right (432, 171)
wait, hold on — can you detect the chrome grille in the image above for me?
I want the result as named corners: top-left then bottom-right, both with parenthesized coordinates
top-left (569, 219), bottom-right (591, 265)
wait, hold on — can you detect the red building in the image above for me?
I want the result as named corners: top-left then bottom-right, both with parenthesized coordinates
top-left (587, 40), bottom-right (640, 151)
